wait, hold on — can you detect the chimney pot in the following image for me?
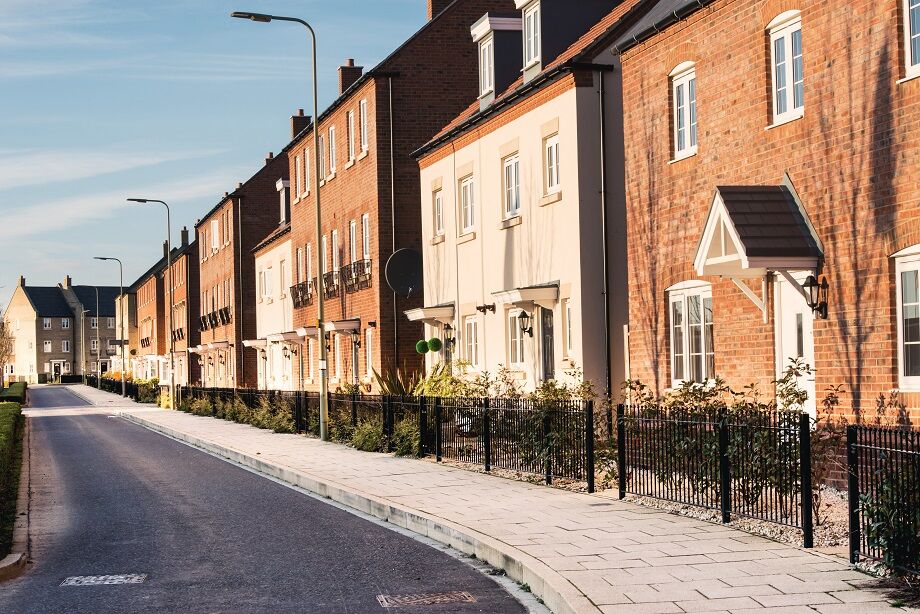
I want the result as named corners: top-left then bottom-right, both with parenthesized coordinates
top-left (224, 192), bottom-right (229, 197)
top-left (181, 227), bottom-right (189, 247)
top-left (338, 59), bottom-right (364, 95)
top-left (290, 111), bottom-right (312, 138)
top-left (18, 275), bottom-right (25, 287)
top-left (63, 275), bottom-right (72, 289)
top-left (237, 182), bottom-right (243, 189)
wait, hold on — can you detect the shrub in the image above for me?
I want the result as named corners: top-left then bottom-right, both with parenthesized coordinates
top-left (0, 383), bottom-right (26, 404)
top-left (352, 420), bottom-right (383, 452)
top-left (328, 407), bottom-right (355, 443)
top-left (391, 418), bottom-right (420, 457)
top-left (189, 398), bottom-right (212, 417)
top-left (862, 458), bottom-right (920, 575)
top-left (0, 401), bottom-right (22, 557)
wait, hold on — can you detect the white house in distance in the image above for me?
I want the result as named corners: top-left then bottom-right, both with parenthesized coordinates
top-left (409, 0), bottom-right (641, 395)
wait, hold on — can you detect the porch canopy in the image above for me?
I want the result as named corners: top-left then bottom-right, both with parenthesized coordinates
top-left (242, 339), bottom-right (268, 349)
top-left (323, 318), bottom-right (361, 334)
top-left (404, 303), bottom-right (454, 325)
top-left (493, 283), bottom-right (559, 309)
top-left (295, 326), bottom-right (320, 339)
top-left (693, 182), bottom-right (823, 320)
top-left (694, 184), bottom-right (822, 279)
top-left (267, 331), bottom-right (303, 344)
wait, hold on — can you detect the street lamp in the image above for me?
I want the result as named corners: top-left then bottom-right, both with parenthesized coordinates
top-left (231, 10), bottom-right (330, 440)
top-left (95, 256), bottom-right (125, 397)
top-left (128, 198), bottom-right (175, 409)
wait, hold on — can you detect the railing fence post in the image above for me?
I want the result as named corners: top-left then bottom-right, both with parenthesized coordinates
top-left (418, 396), bottom-right (428, 456)
top-left (847, 425), bottom-right (860, 564)
top-left (799, 412), bottom-right (814, 548)
top-left (434, 398), bottom-right (443, 462)
top-left (350, 391), bottom-right (358, 427)
top-left (543, 408), bottom-right (553, 486)
top-left (586, 400), bottom-right (595, 493)
top-left (617, 403), bottom-right (626, 499)
top-left (606, 403), bottom-right (614, 445)
top-left (483, 398), bottom-right (491, 472)
top-left (719, 411), bottom-right (731, 524)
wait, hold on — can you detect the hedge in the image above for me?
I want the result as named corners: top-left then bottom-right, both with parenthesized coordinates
top-left (0, 383), bottom-right (26, 405)
top-left (0, 402), bottom-right (22, 557)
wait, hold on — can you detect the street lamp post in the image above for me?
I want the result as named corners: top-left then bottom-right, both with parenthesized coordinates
top-left (80, 309), bottom-right (89, 385)
top-left (94, 286), bottom-right (100, 383)
top-left (231, 10), bottom-right (329, 440)
top-left (128, 198), bottom-right (175, 409)
top-left (95, 256), bottom-right (125, 396)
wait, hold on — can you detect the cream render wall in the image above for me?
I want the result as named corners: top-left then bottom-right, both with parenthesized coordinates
top-left (4, 289), bottom-right (38, 382)
top-left (254, 237), bottom-right (296, 390)
top-left (419, 86), bottom-right (612, 391)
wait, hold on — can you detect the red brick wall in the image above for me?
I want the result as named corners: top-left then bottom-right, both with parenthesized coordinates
top-left (620, 0), bottom-right (920, 424)
top-left (136, 273), bottom-right (165, 358)
top-left (288, 0), bottom-right (517, 390)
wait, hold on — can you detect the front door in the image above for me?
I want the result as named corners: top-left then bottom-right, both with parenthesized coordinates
top-left (774, 275), bottom-right (816, 416)
top-left (541, 307), bottom-right (555, 381)
top-left (51, 361), bottom-right (63, 382)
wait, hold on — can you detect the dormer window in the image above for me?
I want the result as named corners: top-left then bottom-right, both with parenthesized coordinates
top-left (276, 179), bottom-right (290, 225)
top-left (479, 36), bottom-right (495, 97)
top-left (523, 2), bottom-right (540, 67)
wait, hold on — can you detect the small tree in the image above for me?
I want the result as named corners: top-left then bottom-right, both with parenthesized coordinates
top-left (0, 318), bottom-right (14, 383)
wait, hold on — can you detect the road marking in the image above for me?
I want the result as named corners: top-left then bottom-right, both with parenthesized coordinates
top-left (60, 574), bottom-right (147, 586)
top-left (377, 591), bottom-right (476, 607)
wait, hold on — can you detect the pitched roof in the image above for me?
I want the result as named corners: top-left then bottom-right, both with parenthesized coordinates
top-left (21, 287), bottom-right (72, 317)
top-left (70, 286), bottom-right (121, 317)
top-left (611, 0), bottom-right (716, 53)
top-left (716, 186), bottom-right (822, 259)
top-left (415, 0), bottom-right (650, 158)
top-left (252, 223), bottom-right (291, 254)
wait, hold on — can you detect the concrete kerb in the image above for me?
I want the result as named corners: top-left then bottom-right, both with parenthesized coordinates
top-left (117, 410), bottom-right (598, 614)
top-left (0, 413), bottom-right (30, 582)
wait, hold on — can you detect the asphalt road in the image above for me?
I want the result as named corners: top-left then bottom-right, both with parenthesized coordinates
top-left (0, 386), bottom-right (527, 613)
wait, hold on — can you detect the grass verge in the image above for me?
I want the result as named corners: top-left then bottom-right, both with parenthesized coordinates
top-left (0, 402), bottom-right (23, 557)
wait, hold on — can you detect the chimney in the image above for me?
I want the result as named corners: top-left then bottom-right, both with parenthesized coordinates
top-left (181, 226), bottom-right (189, 247)
top-left (338, 58), bottom-right (364, 95)
top-left (18, 275), bottom-right (25, 287)
top-left (63, 275), bottom-right (72, 289)
top-left (290, 109), bottom-right (312, 139)
top-left (427, 0), bottom-right (451, 20)
top-left (265, 152), bottom-right (274, 166)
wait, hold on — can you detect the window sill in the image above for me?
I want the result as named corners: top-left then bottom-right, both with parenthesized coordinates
top-left (765, 110), bottom-right (804, 130)
top-left (897, 70), bottom-right (920, 85)
top-left (539, 191), bottom-right (562, 207)
top-left (478, 89), bottom-right (495, 101)
top-left (326, 172), bottom-right (336, 182)
top-left (457, 231), bottom-right (476, 245)
top-left (358, 150), bottom-right (369, 161)
top-left (344, 159), bottom-right (355, 170)
top-left (668, 150), bottom-right (698, 164)
top-left (430, 234), bottom-right (445, 246)
top-left (320, 180), bottom-right (326, 187)
top-left (499, 216), bottom-right (522, 230)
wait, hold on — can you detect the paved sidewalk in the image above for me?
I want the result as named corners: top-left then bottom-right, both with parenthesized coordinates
top-left (72, 386), bottom-right (913, 614)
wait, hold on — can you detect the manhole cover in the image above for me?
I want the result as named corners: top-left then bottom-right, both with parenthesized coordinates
top-left (377, 591), bottom-right (476, 608)
top-left (61, 574), bottom-right (148, 586)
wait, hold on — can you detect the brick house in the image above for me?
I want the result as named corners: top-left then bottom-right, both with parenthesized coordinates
top-left (614, 0), bottom-right (920, 423)
top-left (2, 275), bottom-right (119, 383)
top-left (168, 231), bottom-right (200, 387)
top-left (194, 151), bottom-right (290, 389)
top-left (283, 0), bottom-right (520, 392)
top-left (132, 247), bottom-right (168, 381)
top-left (412, 0), bottom-right (649, 394)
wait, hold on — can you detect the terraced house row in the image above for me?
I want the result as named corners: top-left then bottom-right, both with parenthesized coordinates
top-left (63, 0), bottom-right (918, 424)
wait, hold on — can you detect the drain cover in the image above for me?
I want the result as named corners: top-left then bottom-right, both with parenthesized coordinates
top-left (377, 591), bottom-right (476, 607)
top-left (61, 574), bottom-right (148, 586)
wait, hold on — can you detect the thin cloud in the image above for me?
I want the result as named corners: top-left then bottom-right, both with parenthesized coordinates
top-left (0, 149), bottom-right (224, 191)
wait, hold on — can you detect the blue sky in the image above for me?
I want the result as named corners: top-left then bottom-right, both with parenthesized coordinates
top-left (0, 0), bottom-right (425, 305)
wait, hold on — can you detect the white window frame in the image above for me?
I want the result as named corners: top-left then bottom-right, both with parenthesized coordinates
top-left (768, 12), bottom-right (804, 125)
top-left (347, 110), bottom-right (356, 162)
top-left (464, 316), bottom-right (479, 367)
top-left (62, 318), bottom-right (70, 329)
top-left (361, 214), bottom-right (370, 259)
top-left (479, 36), bottom-right (495, 97)
top-left (668, 283), bottom-right (715, 387)
top-left (523, 2), bottom-right (541, 68)
top-left (91, 339), bottom-right (98, 351)
top-left (460, 175), bottom-right (475, 234)
top-left (433, 189), bottom-right (444, 236)
top-left (108, 317), bottom-right (115, 329)
top-left (906, 0), bottom-right (920, 79)
top-left (321, 236), bottom-right (327, 275)
top-left (295, 155), bottom-right (302, 197)
top-left (331, 229), bottom-right (340, 273)
top-left (306, 243), bottom-right (313, 281)
top-left (62, 340), bottom-right (71, 353)
top-left (328, 125), bottom-right (337, 175)
top-left (503, 154), bottom-right (521, 219)
top-left (211, 219), bottom-right (220, 251)
top-left (91, 317), bottom-right (98, 330)
top-left (359, 99), bottom-right (369, 152)
top-left (43, 317), bottom-right (51, 330)
top-left (671, 64), bottom-right (697, 159)
top-left (318, 134), bottom-right (326, 179)
top-left (365, 328), bottom-right (373, 378)
top-left (544, 134), bottom-right (560, 194)
top-left (349, 220), bottom-right (358, 264)
top-left (508, 310), bottom-right (525, 367)
top-left (296, 247), bottom-right (304, 283)
top-left (334, 334), bottom-right (342, 381)
top-left (895, 249), bottom-right (920, 389)
top-left (43, 340), bottom-right (52, 353)
top-left (304, 150), bottom-right (311, 195)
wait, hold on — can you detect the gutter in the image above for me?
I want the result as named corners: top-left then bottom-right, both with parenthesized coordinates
top-left (610, 0), bottom-right (714, 55)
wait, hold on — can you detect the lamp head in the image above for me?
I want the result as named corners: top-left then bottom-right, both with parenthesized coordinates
top-left (803, 275), bottom-right (820, 311)
top-left (231, 11), bottom-right (272, 22)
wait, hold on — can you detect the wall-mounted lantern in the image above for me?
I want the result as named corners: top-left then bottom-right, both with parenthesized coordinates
top-left (518, 310), bottom-right (533, 337)
top-left (803, 275), bottom-right (829, 319)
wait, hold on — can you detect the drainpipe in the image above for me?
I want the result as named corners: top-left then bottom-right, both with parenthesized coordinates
top-left (598, 69), bottom-right (613, 401)
top-left (388, 76), bottom-right (399, 369)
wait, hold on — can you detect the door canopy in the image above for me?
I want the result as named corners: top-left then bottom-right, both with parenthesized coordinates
top-left (694, 183), bottom-right (822, 279)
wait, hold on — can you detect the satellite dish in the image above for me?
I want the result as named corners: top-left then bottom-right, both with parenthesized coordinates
top-left (385, 248), bottom-right (422, 298)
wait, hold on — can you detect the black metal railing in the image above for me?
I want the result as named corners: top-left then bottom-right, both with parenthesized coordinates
top-left (616, 404), bottom-right (813, 546)
top-left (322, 272), bottom-right (340, 298)
top-left (291, 280), bottom-right (316, 308)
top-left (342, 259), bottom-right (372, 293)
top-left (847, 425), bottom-right (920, 574)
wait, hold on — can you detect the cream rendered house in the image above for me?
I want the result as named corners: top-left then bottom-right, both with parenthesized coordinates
top-left (410, 0), bottom-right (638, 395)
